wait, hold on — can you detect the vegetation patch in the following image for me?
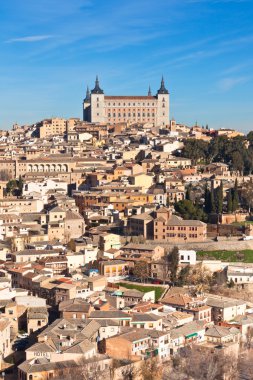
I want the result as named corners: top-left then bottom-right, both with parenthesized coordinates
top-left (118, 282), bottom-right (165, 301)
top-left (197, 250), bottom-right (253, 263)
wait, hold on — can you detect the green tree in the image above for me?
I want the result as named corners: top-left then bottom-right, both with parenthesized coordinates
top-left (247, 131), bottom-right (253, 143)
top-left (18, 175), bottom-right (23, 195)
top-left (185, 185), bottom-right (191, 201)
top-left (232, 178), bottom-right (239, 212)
top-left (181, 139), bottom-right (209, 164)
top-left (210, 188), bottom-right (216, 213)
top-left (204, 186), bottom-right (212, 214)
top-left (175, 199), bottom-right (207, 221)
top-left (167, 246), bottom-right (179, 283)
top-left (6, 179), bottom-right (17, 195)
top-left (216, 182), bottom-right (223, 214)
top-left (231, 151), bottom-right (244, 174)
top-left (227, 189), bottom-right (233, 213)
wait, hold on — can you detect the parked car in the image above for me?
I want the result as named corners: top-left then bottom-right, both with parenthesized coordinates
top-left (17, 333), bottom-right (29, 339)
top-left (152, 279), bottom-right (163, 284)
top-left (243, 236), bottom-right (253, 241)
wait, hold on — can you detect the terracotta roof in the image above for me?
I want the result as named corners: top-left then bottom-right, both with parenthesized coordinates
top-left (162, 293), bottom-right (193, 307)
top-left (205, 325), bottom-right (240, 338)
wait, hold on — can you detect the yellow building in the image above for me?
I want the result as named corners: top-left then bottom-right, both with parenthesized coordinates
top-left (37, 118), bottom-right (67, 138)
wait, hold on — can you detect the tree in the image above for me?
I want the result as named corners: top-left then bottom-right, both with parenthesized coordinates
top-left (240, 180), bottom-right (253, 212)
top-left (210, 188), bottom-right (216, 213)
top-left (132, 261), bottom-right (149, 282)
top-left (227, 278), bottom-right (235, 288)
top-left (18, 175), bottom-right (23, 195)
top-left (180, 135), bottom-right (252, 175)
top-left (167, 246), bottom-right (179, 283)
top-left (54, 358), bottom-right (107, 380)
top-left (5, 177), bottom-right (23, 196)
top-left (215, 182), bottom-right (223, 214)
top-left (227, 189), bottom-right (233, 213)
top-left (181, 139), bottom-right (209, 165)
top-left (180, 263), bottom-right (213, 292)
top-left (174, 199), bottom-right (207, 222)
top-left (164, 345), bottom-right (238, 380)
top-left (231, 151), bottom-right (244, 174)
top-left (185, 185), bottom-right (192, 201)
top-left (120, 361), bottom-right (139, 380)
top-left (140, 357), bottom-right (162, 380)
top-left (6, 179), bottom-right (17, 195)
top-left (247, 131), bottom-right (253, 143)
top-left (177, 265), bottom-right (191, 286)
top-left (232, 178), bottom-right (239, 212)
top-left (204, 186), bottom-right (211, 214)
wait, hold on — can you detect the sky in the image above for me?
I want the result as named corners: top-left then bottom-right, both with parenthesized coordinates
top-left (0, 0), bottom-right (253, 131)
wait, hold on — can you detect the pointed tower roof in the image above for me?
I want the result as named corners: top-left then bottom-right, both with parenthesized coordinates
top-left (84, 86), bottom-right (91, 102)
top-left (91, 75), bottom-right (104, 94)
top-left (148, 85), bottom-right (152, 96)
top-left (157, 76), bottom-right (169, 95)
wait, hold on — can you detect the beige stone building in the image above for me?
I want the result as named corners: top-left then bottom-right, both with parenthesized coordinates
top-left (0, 319), bottom-right (11, 358)
top-left (36, 117), bottom-right (67, 138)
top-left (27, 307), bottom-right (48, 334)
top-left (83, 76), bottom-right (170, 127)
top-left (0, 156), bottom-right (107, 179)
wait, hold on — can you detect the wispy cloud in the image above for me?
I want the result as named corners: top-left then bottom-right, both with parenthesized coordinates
top-left (222, 60), bottom-right (253, 75)
top-left (5, 35), bottom-right (53, 43)
top-left (217, 76), bottom-right (250, 91)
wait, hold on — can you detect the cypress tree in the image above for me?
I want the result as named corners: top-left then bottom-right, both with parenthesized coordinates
top-left (185, 186), bottom-right (191, 201)
top-left (18, 175), bottom-right (23, 196)
top-left (168, 246), bottom-right (179, 283)
top-left (211, 188), bottom-right (216, 213)
top-left (227, 189), bottom-right (233, 213)
top-left (204, 186), bottom-right (210, 213)
top-left (232, 178), bottom-right (239, 211)
top-left (217, 181), bottom-right (223, 214)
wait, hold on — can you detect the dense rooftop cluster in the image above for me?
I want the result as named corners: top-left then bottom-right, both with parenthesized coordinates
top-left (0, 118), bottom-right (252, 379)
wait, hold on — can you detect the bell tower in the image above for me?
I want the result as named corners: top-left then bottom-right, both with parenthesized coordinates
top-left (90, 76), bottom-right (106, 123)
top-left (156, 76), bottom-right (170, 127)
top-left (83, 86), bottom-right (91, 121)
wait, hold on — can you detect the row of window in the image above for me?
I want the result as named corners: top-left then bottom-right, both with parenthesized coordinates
top-left (154, 233), bottom-right (199, 239)
top-left (106, 102), bottom-right (156, 106)
top-left (108, 112), bottom-right (156, 118)
top-left (166, 226), bottom-right (198, 231)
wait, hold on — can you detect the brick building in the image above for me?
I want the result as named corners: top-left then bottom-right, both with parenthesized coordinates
top-left (128, 207), bottom-right (207, 242)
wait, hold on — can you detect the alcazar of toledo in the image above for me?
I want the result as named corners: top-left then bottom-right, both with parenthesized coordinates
top-left (83, 76), bottom-right (170, 127)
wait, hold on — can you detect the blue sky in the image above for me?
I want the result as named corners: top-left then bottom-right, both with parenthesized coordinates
top-left (0, 0), bottom-right (253, 131)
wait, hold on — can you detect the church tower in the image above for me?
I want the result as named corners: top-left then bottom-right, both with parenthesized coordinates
top-left (156, 76), bottom-right (170, 127)
top-left (90, 76), bottom-right (106, 123)
top-left (83, 86), bottom-right (91, 121)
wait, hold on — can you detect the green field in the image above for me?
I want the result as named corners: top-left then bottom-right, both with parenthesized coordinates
top-left (118, 282), bottom-right (165, 301)
top-left (197, 250), bottom-right (253, 262)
